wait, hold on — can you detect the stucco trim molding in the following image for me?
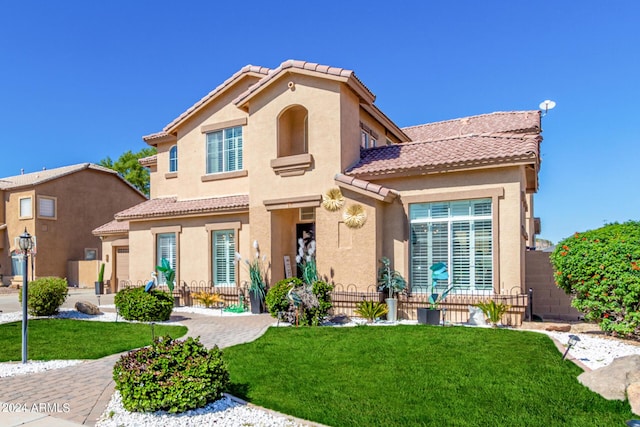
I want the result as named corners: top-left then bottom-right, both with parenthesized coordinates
top-left (201, 170), bottom-right (248, 182)
top-left (200, 118), bottom-right (247, 134)
top-left (165, 172), bottom-right (178, 179)
top-left (150, 225), bottom-right (182, 235)
top-left (264, 195), bottom-right (322, 211)
top-left (270, 153), bottom-right (313, 176)
top-left (402, 187), bottom-right (504, 294)
top-left (205, 221), bottom-right (242, 232)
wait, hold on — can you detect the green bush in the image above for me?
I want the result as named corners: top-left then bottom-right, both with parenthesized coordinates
top-left (18, 277), bottom-right (68, 316)
top-left (550, 221), bottom-right (640, 338)
top-left (265, 278), bottom-right (299, 317)
top-left (265, 278), bottom-right (333, 326)
top-left (113, 336), bottom-right (229, 413)
top-left (114, 287), bottom-right (173, 322)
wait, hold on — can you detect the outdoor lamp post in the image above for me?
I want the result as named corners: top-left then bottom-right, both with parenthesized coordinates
top-left (18, 228), bottom-right (35, 364)
top-left (562, 334), bottom-right (581, 361)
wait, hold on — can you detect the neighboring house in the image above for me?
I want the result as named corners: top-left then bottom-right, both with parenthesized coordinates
top-left (0, 163), bottom-right (147, 287)
top-left (95, 60), bottom-right (543, 319)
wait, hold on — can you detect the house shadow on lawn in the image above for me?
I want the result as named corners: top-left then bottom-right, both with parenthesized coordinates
top-left (226, 382), bottom-right (251, 401)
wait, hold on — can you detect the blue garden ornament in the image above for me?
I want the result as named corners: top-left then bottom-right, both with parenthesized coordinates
top-left (428, 262), bottom-right (455, 307)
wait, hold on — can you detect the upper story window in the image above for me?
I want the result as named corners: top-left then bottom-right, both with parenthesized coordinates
top-left (169, 145), bottom-right (178, 172)
top-left (38, 196), bottom-right (57, 219)
top-left (360, 122), bottom-right (378, 149)
top-left (19, 197), bottom-right (32, 219)
top-left (278, 105), bottom-right (308, 157)
top-left (206, 126), bottom-right (243, 174)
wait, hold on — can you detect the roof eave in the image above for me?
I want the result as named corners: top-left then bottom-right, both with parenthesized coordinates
top-left (116, 206), bottom-right (249, 222)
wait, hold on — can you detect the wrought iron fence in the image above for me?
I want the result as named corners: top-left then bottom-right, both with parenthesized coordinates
top-left (118, 279), bottom-right (529, 326)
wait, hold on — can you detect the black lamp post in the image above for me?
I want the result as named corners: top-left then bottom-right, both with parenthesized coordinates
top-left (18, 228), bottom-right (34, 364)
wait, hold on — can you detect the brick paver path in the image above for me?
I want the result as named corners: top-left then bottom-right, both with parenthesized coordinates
top-left (0, 312), bottom-right (275, 426)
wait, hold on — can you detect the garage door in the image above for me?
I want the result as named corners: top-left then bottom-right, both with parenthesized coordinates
top-left (116, 247), bottom-right (129, 290)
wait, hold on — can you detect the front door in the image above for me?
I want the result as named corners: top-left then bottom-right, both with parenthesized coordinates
top-left (295, 223), bottom-right (315, 278)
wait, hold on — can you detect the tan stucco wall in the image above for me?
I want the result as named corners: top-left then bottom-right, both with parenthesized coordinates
top-left (132, 69), bottom-right (536, 297)
top-left (1, 170), bottom-right (145, 284)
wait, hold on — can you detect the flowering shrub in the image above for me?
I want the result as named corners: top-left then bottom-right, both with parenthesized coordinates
top-left (550, 221), bottom-right (640, 338)
top-left (113, 336), bottom-right (229, 413)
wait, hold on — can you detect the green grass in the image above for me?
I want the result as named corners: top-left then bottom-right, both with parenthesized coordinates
top-left (223, 325), bottom-right (634, 427)
top-left (0, 319), bottom-right (187, 361)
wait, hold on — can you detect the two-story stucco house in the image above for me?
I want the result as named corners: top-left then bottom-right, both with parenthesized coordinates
top-left (0, 163), bottom-right (147, 287)
top-left (95, 60), bottom-right (542, 318)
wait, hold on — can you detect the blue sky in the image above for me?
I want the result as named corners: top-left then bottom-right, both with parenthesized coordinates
top-left (0, 1), bottom-right (638, 244)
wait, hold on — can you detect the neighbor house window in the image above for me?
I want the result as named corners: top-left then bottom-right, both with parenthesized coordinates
top-left (156, 233), bottom-right (176, 285)
top-left (19, 197), bottom-right (32, 218)
top-left (11, 251), bottom-right (24, 277)
top-left (360, 122), bottom-right (378, 149)
top-left (212, 230), bottom-right (235, 286)
top-left (38, 196), bottom-right (56, 219)
top-left (169, 145), bottom-right (178, 172)
top-left (409, 199), bottom-right (493, 293)
top-left (206, 126), bottom-right (243, 174)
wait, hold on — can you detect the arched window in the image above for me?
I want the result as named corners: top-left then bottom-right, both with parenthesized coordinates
top-left (277, 105), bottom-right (308, 157)
top-left (169, 145), bottom-right (178, 172)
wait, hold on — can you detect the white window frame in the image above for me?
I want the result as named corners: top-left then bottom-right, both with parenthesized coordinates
top-left (409, 199), bottom-right (493, 294)
top-left (169, 145), bottom-right (178, 172)
top-left (212, 229), bottom-right (236, 286)
top-left (37, 196), bottom-right (57, 220)
top-left (156, 232), bottom-right (176, 285)
top-left (19, 197), bottom-right (32, 219)
top-left (206, 126), bottom-right (243, 174)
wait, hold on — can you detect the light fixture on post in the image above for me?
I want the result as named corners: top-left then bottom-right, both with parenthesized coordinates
top-left (18, 228), bottom-right (35, 364)
top-left (562, 334), bottom-right (580, 361)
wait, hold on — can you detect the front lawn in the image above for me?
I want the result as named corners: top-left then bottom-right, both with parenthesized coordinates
top-left (0, 319), bottom-right (187, 361)
top-left (223, 326), bottom-right (634, 427)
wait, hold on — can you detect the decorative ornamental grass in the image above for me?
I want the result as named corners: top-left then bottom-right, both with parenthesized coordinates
top-left (224, 326), bottom-right (634, 427)
top-left (0, 319), bottom-right (187, 361)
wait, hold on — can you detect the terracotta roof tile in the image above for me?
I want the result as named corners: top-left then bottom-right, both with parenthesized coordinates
top-left (402, 111), bottom-right (540, 142)
top-left (0, 163), bottom-right (119, 190)
top-left (163, 65), bottom-right (270, 132)
top-left (93, 219), bottom-right (129, 236)
top-left (139, 155), bottom-right (157, 166)
top-left (233, 59), bottom-right (374, 106)
top-left (346, 134), bottom-right (540, 177)
top-left (114, 195), bottom-right (249, 220)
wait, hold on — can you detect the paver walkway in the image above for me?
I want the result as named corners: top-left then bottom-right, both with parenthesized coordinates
top-left (0, 310), bottom-right (275, 426)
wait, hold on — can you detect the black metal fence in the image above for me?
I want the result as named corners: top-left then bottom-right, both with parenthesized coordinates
top-left (118, 280), bottom-right (529, 326)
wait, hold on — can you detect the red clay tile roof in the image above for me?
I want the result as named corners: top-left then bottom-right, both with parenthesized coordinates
top-left (162, 65), bottom-right (271, 133)
top-left (334, 174), bottom-right (398, 201)
top-left (233, 59), bottom-right (375, 107)
top-left (402, 111), bottom-right (540, 142)
top-left (0, 163), bottom-right (136, 191)
top-left (138, 155), bottom-right (157, 166)
top-left (93, 219), bottom-right (129, 236)
top-left (114, 195), bottom-right (249, 220)
top-left (347, 134), bottom-right (541, 178)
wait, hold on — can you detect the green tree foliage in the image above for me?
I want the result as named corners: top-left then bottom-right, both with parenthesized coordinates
top-left (550, 221), bottom-right (640, 338)
top-left (99, 147), bottom-right (156, 196)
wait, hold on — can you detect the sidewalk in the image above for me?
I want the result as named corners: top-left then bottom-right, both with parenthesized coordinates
top-left (0, 290), bottom-right (275, 426)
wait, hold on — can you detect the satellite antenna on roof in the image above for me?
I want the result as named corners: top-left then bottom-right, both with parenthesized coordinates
top-left (539, 99), bottom-right (556, 116)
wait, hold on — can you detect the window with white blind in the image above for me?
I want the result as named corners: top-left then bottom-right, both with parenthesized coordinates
top-left (38, 196), bottom-right (56, 219)
top-left (156, 233), bottom-right (176, 285)
top-left (409, 199), bottom-right (493, 293)
top-left (169, 145), bottom-right (178, 172)
top-left (212, 230), bottom-right (235, 286)
top-left (19, 197), bottom-right (32, 218)
top-left (206, 126), bottom-right (243, 174)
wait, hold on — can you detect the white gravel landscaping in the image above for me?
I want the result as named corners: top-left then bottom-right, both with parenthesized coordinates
top-left (95, 392), bottom-right (309, 427)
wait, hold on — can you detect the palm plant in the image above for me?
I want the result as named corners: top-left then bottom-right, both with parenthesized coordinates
top-left (355, 300), bottom-right (389, 323)
top-left (474, 300), bottom-right (510, 327)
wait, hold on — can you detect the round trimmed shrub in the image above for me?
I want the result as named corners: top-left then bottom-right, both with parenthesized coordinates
top-left (265, 277), bottom-right (333, 326)
top-left (114, 287), bottom-right (173, 321)
top-left (550, 221), bottom-right (640, 338)
top-left (18, 276), bottom-right (68, 316)
top-left (113, 336), bottom-right (229, 413)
